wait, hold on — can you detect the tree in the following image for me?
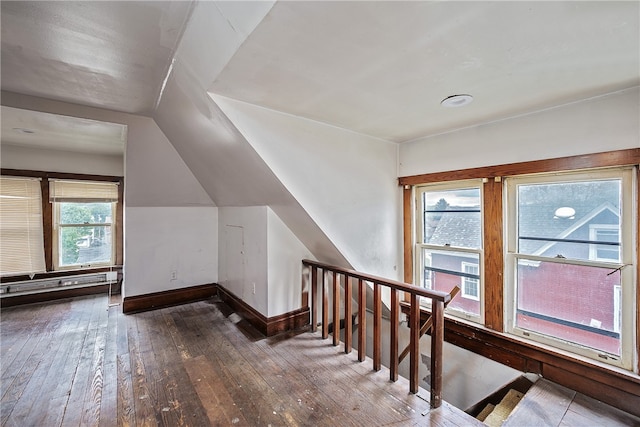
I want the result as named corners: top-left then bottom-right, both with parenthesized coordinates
top-left (59, 202), bottom-right (112, 265)
top-left (434, 198), bottom-right (450, 212)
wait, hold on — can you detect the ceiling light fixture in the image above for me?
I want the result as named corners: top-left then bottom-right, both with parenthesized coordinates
top-left (441, 94), bottom-right (474, 108)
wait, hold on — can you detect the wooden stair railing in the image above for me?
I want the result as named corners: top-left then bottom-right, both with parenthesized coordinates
top-left (303, 259), bottom-right (453, 409)
top-left (398, 286), bottom-right (460, 364)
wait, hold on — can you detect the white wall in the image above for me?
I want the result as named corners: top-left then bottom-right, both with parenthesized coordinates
top-left (267, 208), bottom-right (314, 317)
top-left (0, 144), bottom-right (124, 176)
top-left (218, 206), bottom-right (269, 316)
top-left (0, 92), bottom-right (218, 299)
top-left (399, 87), bottom-right (640, 177)
top-left (213, 95), bottom-right (401, 280)
top-left (125, 207), bottom-right (218, 297)
top-left (218, 206), bottom-right (315, 318)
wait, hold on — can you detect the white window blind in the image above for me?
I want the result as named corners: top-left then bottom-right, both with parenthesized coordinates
top-left (49, 180), bottom-right (118, 202)
top-left (0, 177), bottom-right (46, 276)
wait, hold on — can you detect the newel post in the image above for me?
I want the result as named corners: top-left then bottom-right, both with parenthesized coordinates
top-left (430, 299), bottom-right (444, 409)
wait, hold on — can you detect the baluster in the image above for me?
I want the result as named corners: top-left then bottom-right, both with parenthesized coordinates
top-left (389, 289), bottom-right (399, 381)
top-left (357, 278), bottom-right (366, 362)
top-left (333, 272), bottom-right (340, 346)
top-left (322, 269), bottom-right (329, 339)
top-left (409, 293), bottom-right (420, 393)
top-left (373, 282), bottom-right (381, 371)
top-left (430, 299), bottom-right (444, 408)
top-left (311, 265), bottom-right (317, 332)
top-left (344, 275), bottom-right (352, 354)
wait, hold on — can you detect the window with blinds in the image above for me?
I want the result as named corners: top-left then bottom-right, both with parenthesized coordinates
top-left (0, 177), bottom-right (46, 276)
top-left (49, 180), bottom-right (119, 203)
top-left (50, 180), bottom-right (118, 270)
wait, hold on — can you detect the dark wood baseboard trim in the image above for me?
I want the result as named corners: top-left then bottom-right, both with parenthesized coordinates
top-left (122, 283), bottom-right (217, 314)
top-left (1, 284), bottom-right (110, 308)
top-left (217, 286), bottom-right (310, 337)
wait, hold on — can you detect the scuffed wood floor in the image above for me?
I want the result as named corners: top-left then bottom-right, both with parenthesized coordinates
top-left (3, 294), bottom-right (639, 426)
top-left (0, 294), bottom-right (480, 426)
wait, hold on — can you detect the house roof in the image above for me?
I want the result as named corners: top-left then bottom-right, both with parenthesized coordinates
top-left (429, 181), bottom-right (620, 253)
top-left (429, 212), bottom-right (481, 249)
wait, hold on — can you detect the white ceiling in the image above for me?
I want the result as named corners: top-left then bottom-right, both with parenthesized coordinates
top-left (211, 1), bottom-right (640, 142)
top-left (1, 1), bottom-right (193, 115)
top-left (0, 106), bottom-right (126, 156)
top-left (1, 1), bottom-right (638, 148)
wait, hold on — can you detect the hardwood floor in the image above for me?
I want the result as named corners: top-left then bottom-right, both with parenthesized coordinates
top-left (1, 294), bottom-right (480, 426)
top-left (2, 294), bottom-right (638, 426)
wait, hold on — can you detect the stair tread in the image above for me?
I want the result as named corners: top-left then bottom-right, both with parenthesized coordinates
top-left (484, 389), bottom-right (524, 427)
top-left (477, 403), bottom-right (495, 422)
top-left (502, 379), bottom-right (576, 427)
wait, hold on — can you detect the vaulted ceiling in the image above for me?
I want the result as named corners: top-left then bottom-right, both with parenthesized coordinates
top-left (1, 1), bottom-right (638, 148)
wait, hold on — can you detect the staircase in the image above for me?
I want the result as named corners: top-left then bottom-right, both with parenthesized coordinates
top-left (471, 377), bottom-right (640, 427)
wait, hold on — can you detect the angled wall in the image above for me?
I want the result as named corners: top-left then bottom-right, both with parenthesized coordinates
top-left (211, 96), bottom-right (401, 280)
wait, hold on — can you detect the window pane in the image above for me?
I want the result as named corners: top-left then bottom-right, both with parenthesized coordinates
top-left (60, 202), bottom-right (112, 225)
top-left (0, 177), bottom-right (46, 275)
top-left (515, 259), bottom-right (621, 356)
top-left (59, 225), bottom-right (112, 266)
top-left (422, 188), bottom-right (481, 248)
top-left (517, 180), bottom-right (621, 261)
top-left (421, 248), bottom-right (480, 316)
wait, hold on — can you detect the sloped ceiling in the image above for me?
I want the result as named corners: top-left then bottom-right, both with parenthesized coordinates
top-left (2, 1), bottom-right (637, 145)
top-left (1, 1), bottom-right (638, 272)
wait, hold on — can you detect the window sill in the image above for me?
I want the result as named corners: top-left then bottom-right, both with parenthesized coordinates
top-left (1, 265), bottom-right (123, 283)
top-left (399, 301), bottom-right (640, 415)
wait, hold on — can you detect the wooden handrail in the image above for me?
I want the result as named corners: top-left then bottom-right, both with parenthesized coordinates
top-left (303, 259), bottom-right (453, 409)
top-left (303, 259), bottom-right (451, 302)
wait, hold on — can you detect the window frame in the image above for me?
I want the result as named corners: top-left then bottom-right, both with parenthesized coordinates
top-left (461, 261), bottom-right (480, 301)
top-left (0, 176), bottom-right (47, 276)
top-left (0, 169), bottom-right (123, 281)
top-left (52, 200), bottom-right (116, 271)
top-left (504, 167), bottom-right (635, 370)
top-left (589, 224), bottom-right (620, 262)
top-left (400, 148), bottom-right (639, 378)
top-left (413, 179), bottom-right (485, 323)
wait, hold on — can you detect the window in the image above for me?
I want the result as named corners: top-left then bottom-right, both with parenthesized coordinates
top-left (461, 261), bottom-right (480, 301)
top-left (589, 225), bottom-right (620, 262)
top-left (0, 177), bottom-right (46, 275)
top-left (50, 180), bottom-right (118, 270)
top-left (415, 180), bottom-right (483, 322)
top-left (505, 168), bottom-right (634, 369)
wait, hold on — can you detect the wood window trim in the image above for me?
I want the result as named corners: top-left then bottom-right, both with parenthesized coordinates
top-left (1, 168), bottom-right (124, 279)
top-left (400, 148), bottom-right (640, 371)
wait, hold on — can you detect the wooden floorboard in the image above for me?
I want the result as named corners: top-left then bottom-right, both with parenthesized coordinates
top-left (2, 295), bottom-right (638, 427)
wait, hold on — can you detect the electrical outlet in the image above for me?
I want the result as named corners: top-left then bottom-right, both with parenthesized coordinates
top-left (252, 282), bottom-right (256, 294)
top-left (170, 271), bottom-right (177, 280)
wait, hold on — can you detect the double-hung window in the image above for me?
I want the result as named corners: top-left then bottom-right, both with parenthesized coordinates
top-left (0, 176), bottom-right (46, 276)
top-left (50, 180), bottom-right (118, 270)
top-left (415, 180), bottom-right (484, 322)
top-left (505, 168), bottom-right (635, 369)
